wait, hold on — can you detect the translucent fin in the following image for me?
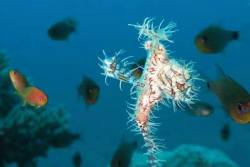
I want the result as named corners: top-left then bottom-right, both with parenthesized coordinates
top-left (215, 63), bottom-right (227, 78)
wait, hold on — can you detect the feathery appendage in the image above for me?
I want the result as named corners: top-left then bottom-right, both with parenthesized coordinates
top-left (128, 17), bottom-right (177, 43)
top-left (98, 49), bottom-right (140, 90)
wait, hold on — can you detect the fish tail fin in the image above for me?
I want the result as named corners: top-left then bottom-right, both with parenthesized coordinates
top-left (236, 22), bottom-right (250, 45)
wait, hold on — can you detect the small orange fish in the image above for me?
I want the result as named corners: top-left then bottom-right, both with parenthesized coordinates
top-left (229, 100), bottom-right (250, 124)
top-left (9, 70), bottom-right (29, 93)
top-left (207, 65), bottom-right (250, 124)
top-left (21, 86), bottom-right (48, 108)
top-left (195, 25), bottom-right (239, 54)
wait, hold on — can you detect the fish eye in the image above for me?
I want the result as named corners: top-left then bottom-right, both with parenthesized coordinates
top-left (39, 96), bottom-right (44, 102)
top-left (237, 103), bottom-right (242, 111)
top-left (201, 36), bottom-right (208, 43)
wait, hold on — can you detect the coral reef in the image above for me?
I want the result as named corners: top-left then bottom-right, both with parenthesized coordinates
top-left (0, 54), bottom-right (79, 167)
top-left (130, 145), bottom-right (239, 167)
top-left (0, 71), bottom-right (18, 118)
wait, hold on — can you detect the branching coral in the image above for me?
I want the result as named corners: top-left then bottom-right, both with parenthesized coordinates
top-left (0, 106), bottom-right (79, 167)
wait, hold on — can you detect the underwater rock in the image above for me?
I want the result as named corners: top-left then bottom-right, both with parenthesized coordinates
top-left (119, 144), bottom-right (239, 167)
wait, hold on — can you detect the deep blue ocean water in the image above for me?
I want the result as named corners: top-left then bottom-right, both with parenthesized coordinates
top-left (0, 0), bottom-right (250, 166)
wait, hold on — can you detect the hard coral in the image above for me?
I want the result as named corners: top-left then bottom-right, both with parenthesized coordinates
top-left (0, 106), bottom-right (79, 167)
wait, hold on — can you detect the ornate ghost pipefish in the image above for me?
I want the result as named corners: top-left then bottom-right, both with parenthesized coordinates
top-left (98, 18), bottom-right (200, 167)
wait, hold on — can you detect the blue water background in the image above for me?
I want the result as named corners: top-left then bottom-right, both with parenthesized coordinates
top-left (0, 0), bottom-right (250, 166)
